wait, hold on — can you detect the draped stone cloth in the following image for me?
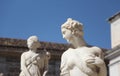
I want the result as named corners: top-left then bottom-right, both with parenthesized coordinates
top-left (19, 51), bottom-right (48, 76)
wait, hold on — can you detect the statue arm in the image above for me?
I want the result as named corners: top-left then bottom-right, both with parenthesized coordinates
top-left (60, 52), bottom-right (70, 76)
top-left (20, 53), bottom-right (31, 76)
top-left (93, 47), bottom-right (107, 76)
top-left (98, 65), bottom-right (107, 76)
top-left (93, 57), bottom-right (107, 76)
top-left (42, 52), bottom-right (51, 76)
top-left (42, 59), bottom-right (48, 76)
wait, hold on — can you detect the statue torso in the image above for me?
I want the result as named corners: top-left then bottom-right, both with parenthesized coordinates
top-left (62, 47), bottom-right (100, 76)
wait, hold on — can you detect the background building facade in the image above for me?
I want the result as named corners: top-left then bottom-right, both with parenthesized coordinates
top-left (0, 38), bottom-right (69, 76)
top-left (105, 12), bottom-right (120, 76)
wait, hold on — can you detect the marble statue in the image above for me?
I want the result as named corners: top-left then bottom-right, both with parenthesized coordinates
top-left (0, 73), bottom-right (4, 76)
top-left (60, 18), bottom-right (107, 76)
top-left (19, 36), bottom-right (50, 76)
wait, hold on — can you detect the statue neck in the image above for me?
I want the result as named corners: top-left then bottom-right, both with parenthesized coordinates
top-left (29, 48), bottom-right (37, 52)
top-left (71, 36), bottom-right (87, 48)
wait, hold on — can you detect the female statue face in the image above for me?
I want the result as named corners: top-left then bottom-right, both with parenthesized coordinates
top-left (27, 36), bottom-right (40, 50)
top-left (62, 28), bottom-right (73, 43)
top-left (27, 41), bottom-right (40, 49)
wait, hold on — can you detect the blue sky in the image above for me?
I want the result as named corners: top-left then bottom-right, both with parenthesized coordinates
top-left (0, 0), bottom-right (120, 49)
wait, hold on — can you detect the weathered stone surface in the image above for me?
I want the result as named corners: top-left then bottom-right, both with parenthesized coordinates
top-left (60, 18), bottom-right (107, 76)
top-left (0, 37), bottom-right (108, 76)
top-left (108, 12), bottom-right (120, 48)
top-left (0, 37), bottom-right (69, 76)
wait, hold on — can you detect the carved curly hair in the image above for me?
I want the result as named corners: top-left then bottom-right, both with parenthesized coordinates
top-left (61, 18), bottom-right (84, 37)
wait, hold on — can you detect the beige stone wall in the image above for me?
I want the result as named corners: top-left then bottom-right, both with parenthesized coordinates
top-left (0, 38), bottom-right (69, 76)
top-left (109, 56), bottom-right (120, 76)
top-left (105, 12), bottom-right (120, 76)
top-left (105, 45), bottom-right (120, 76)
top-left (0, 38), bottom-right (108, 76)
top-left (111, 18), bottom-right (120, 48)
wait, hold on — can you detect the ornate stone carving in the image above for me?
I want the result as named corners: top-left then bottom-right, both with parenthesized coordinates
top-left (19, 36), bottom-right (50, 76)
top-left (60, 18), bottom-right (107, 76)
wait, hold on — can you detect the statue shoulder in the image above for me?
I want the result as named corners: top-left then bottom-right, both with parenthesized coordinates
top-left (21, 51), bottom-right (30, 58)
top-left (92, 46), bottom-right (102, 51)
top-left (62, 48), bottom-right (74, 57)
top-left (91, 46), bottom-right (104, 57)
top-left (21, 51), bottom-right (27, 56)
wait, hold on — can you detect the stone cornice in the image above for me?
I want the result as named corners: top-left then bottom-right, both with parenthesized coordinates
top-left (0, 37), bottom-right (69, 51)
top-left (108, 12), bottom-right (120, 23)
top-left (0, 37), bottom-right (70, 60)
top-left (105, 44), bottom-right (120, 60)
top-left (0, 37), bottom-right (108, 60)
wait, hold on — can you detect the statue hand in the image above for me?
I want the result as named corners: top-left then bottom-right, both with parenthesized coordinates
top-left (86, 55), bottom-right (95, 64)
top-left (86, 58), bottom-right (95, 64)
top-left (46, 52), bottom-right (51, 59)
top-left (31, 54), bottom-right (39, 61)
top-left (93, 57), bottom-right (105, 68)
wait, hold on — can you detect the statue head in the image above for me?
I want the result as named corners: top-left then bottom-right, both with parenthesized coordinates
top-left (61, 18), bottom-right (84, 42)
top-left (27, 36), bottom-right (41, 50)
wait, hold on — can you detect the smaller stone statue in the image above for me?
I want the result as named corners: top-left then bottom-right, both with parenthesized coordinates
top-left (60, 18), bottom-right (107, 76)
top-left (19, 36), bottom-right (50, 76)
top-left (0, 73), bottom-right (4, 76)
